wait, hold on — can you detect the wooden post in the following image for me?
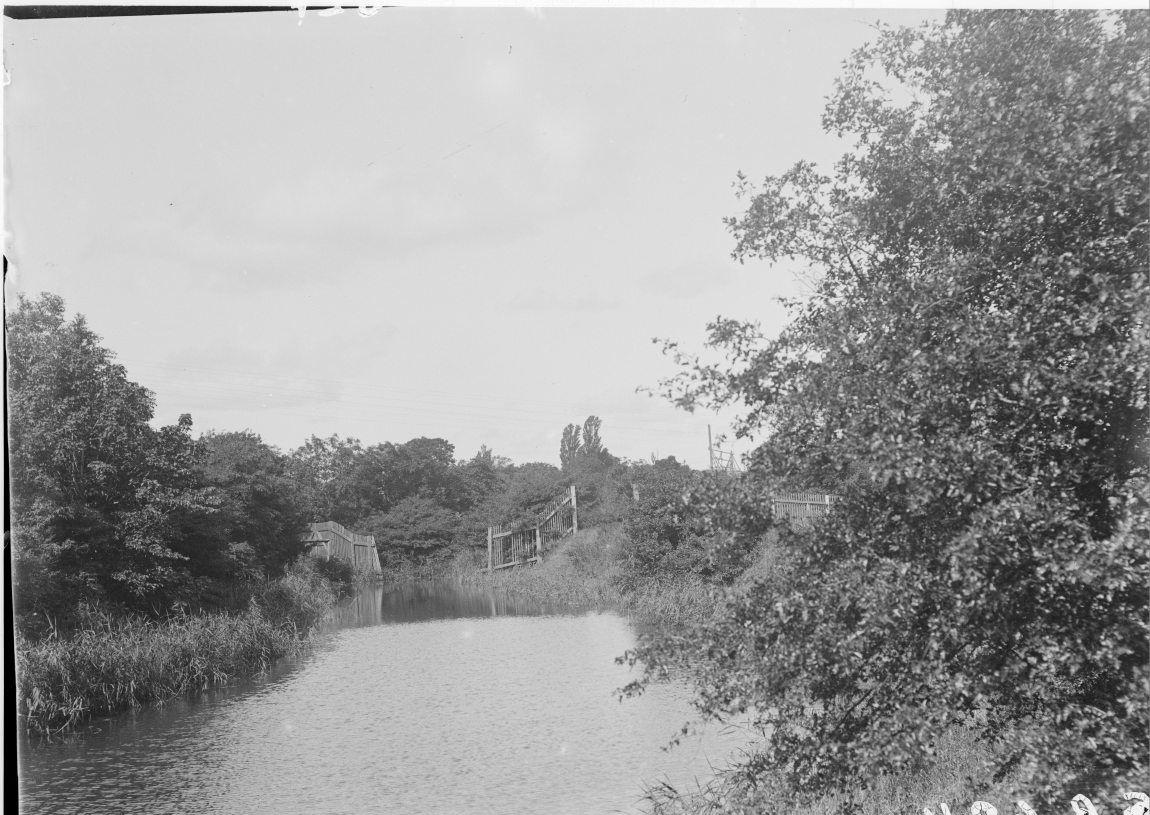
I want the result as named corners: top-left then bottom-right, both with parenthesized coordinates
top-left (570, 484), bottom-right (578, 534)
top-left (487, 526), bottom-right (493, 574)
top-left (535, 526), bottom-right (543, 564)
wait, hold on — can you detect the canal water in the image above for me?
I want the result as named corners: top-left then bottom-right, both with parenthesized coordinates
top-left (18, 582), bottom-right (747, 815)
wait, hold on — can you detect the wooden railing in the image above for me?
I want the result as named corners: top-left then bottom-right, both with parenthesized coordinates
top-left (487, 485), bottom-right (578, 572)
top-left (770, 491), bottom-right (839, 527)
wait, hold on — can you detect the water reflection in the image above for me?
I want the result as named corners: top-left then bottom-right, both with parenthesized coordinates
top-left (335, 580), bottom-right (582, 627)
top-left (20, 582), bottom-right (746, 815)
top-left (330, 581), bottom-right (579, 628)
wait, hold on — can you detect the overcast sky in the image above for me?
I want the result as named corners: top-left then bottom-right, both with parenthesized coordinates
top-left (4, 8), bottom-right (939, 467)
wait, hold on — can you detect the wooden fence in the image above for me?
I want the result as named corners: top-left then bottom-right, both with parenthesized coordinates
top-left (302, 521), bottom-right (383, 576)
top-left (487, 485), bottom-right (578, 572)
top-left (770, 491), bottom-right (839, 527)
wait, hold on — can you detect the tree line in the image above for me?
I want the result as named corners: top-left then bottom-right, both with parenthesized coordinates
top-left (6, 291), bottom-right (650, 631)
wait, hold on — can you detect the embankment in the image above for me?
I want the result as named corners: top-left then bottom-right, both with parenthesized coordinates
top-left (470, 525), bottom-right (718, 629)
top-left (469, 528), bottom-right (1004, 815)
top-left (15, 560), bottom-right (346, 736)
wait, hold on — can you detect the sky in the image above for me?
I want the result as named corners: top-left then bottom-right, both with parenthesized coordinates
top-left (3, 7), bottom-right (940, 468)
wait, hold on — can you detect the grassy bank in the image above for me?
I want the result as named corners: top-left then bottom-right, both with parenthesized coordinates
top-left (15, 560), bottom-right (343, 736)
top-left (447, 525), bottom-right (718, 627)
top-left (485, 526), bottom-right (625, 611)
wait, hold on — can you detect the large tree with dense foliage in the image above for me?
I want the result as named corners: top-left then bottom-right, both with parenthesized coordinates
top-left (372, 437), bottom-right (465, 510)
top-left (195, 431), bottom-right (309, 576)
top-left (7, 294), bottom-right (218, 619)
top-left (647, 10), bottom-right (1148, 803)
top-left (289, 435), bottom-right (471, 527)
top-left (287, 434), bottom-right (379, 525)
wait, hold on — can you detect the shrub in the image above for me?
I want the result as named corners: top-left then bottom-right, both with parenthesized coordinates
top-left (619, 458), bottom-right (708, 591)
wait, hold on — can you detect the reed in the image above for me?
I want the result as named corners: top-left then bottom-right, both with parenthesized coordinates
top-left (15, 560), bottom-right (340, 736)
top-left (622, 572), bottom-right (717, 629)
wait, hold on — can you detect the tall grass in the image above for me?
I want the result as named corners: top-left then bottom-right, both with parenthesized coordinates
top-left (381, 547), bottom-right (486, 584)
top-left (623, 572), bottom-right (717, 628)
top-left (16, 560), bottom-right (340, 736)
top-left (483, 526), bottom-right (626, 611)
top-left (441, 525), bottom-right (719, 626)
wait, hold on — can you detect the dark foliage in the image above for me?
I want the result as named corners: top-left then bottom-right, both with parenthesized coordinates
top-left (619, 457), bottom-right (707, 589)
top-left (8, 294), bottom-right (218, 622)
top-left (642, 10), bottom-right (1148, 804)
top-left (195, 430), bottom-right (310, 576)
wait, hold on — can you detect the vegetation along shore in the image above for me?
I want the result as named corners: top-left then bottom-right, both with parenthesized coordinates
top-left (9, 9), bottom-right (1147, 815)
top-left (16, 560), bottom-right (348, 735)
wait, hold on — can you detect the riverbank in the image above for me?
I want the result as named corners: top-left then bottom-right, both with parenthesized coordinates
top-left (15, 560), bottom-right (347, 736)
top-left (451, 527), bottom-right (1008, 815)
top-left (460, 525), bottom-right (718, 628)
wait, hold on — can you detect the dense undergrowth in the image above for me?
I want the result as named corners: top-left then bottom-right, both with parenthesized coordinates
top-left (15, 559), bottom-right (348, 736)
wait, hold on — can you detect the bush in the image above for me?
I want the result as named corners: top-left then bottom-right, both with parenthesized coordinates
top-left (619, 458), bottom-right (709, 591)
top-left (309, 554), bottom-right (357, 591)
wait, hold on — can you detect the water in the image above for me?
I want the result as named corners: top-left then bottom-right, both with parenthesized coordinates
top-left (18, 582), bottom-right (746, 815)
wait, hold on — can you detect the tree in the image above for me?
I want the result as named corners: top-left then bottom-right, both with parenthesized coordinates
top-left (7, 294), bottom-right (217, 618)
top-left (373, 437), bottom-right (463, 509)
top-left (365, 495), bottom-right (463, 566)
top-left (560, 424), bottom-right (582, 472)
top-left (196, 431), bottom-right (309, 576)
top-left (288, 435), bottom-right (375, 525)
top-left (648, 11), bottom-right (1148, 803)
top-left (558, 415), bottom-right (624, 524)
top-left (581, 415), bottom-right (604, 457)
top-left (457, 445), bottom-right (505, 509)
top-left (484, 462), bottom-right (563, 528)
top-left (619, 457), bottom-right (708, 590)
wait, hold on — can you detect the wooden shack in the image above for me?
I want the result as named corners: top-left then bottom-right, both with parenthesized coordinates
top-left (302, 521), bottom-right (382, 576)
